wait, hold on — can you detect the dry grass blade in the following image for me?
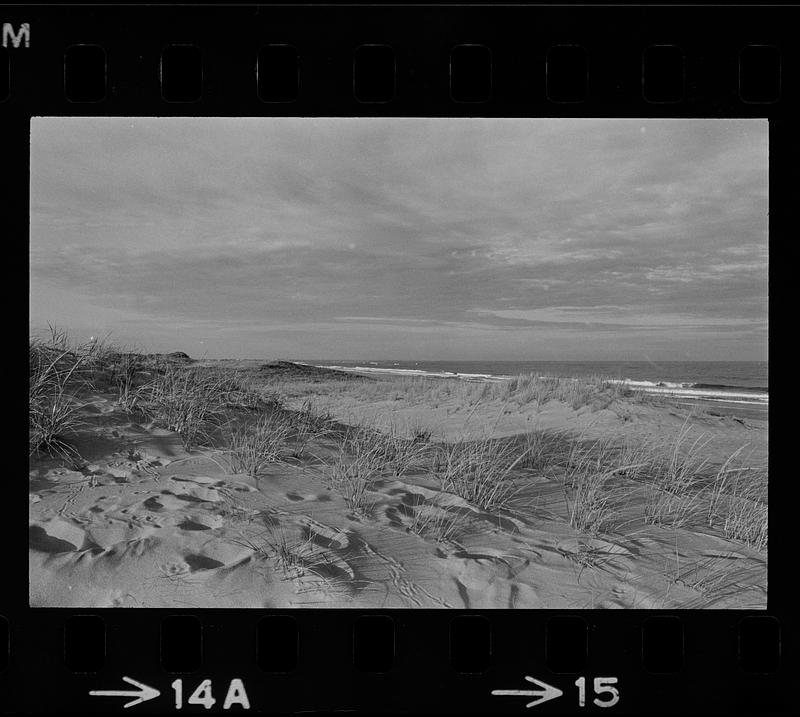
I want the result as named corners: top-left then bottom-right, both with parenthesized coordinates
top-left (644, 421), bottom-right (712, 529)
top-left (432, 437), bottom-right (529, 513)
top-left (717, 467), bottom-right (768, 551)
top-left (326, 438), bottom-right (381, 517)
top-left (224, 411), bottom-right (292, 476)
top-left (407, 499), bottom-right (467, 544)
top-left (138, 366), bottom-right (234, 448)
top-left (29, 329), bottom-right (91, 459)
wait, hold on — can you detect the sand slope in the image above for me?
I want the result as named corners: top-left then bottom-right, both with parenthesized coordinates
top-left (29, 392), bottom-right (767, 609)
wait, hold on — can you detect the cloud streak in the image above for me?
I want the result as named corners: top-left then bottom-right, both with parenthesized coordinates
top-left (30, 118), bottom-right (768, 360)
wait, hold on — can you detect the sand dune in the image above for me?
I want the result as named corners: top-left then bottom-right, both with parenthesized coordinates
top-left (29, 371), bottom-right (767, 609)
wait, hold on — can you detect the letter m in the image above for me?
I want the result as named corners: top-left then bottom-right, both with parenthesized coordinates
top-left (3, 23), bottom-right (30, 48)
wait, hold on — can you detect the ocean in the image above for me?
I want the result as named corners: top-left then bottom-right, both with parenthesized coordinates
top-left (301, 360), bottom-right (768, 409)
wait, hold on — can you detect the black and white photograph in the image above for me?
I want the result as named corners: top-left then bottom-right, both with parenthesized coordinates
top-left (29, 117), bottom-right (768, 609)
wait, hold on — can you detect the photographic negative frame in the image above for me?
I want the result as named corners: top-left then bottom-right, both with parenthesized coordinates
top-left (8, 1), bottom-right (793, 713)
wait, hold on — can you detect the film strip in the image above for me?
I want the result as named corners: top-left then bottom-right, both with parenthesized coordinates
top-left (5, 1), bottom-right (793, 713)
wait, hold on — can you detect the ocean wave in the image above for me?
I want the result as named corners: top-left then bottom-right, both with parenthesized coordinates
top-left (603, 378), bottom-right (767, 403)
top-left (309, 364), bottom-right (769, 405)
top-left (315, 364), bottom-right (507, 382)
top-left (692, 382), bottom-right (769, 392)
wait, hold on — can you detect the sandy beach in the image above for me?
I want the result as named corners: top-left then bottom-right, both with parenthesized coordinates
top-left (29, 350), bottom-right (767, 609)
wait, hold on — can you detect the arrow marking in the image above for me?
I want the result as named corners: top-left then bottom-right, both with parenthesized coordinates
top-left (89, 676), bottom-right (160, 708)
top-left (492, 675), bottom-right (563, 708)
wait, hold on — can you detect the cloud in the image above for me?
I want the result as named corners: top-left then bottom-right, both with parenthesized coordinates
top-left (30, 118), bottom-right (768, 360)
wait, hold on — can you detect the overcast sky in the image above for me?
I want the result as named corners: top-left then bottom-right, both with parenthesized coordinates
top-left (30, 117), bottom-right (768, 361)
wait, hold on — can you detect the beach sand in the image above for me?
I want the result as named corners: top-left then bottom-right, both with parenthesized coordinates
top-left (29, 361), bottom-right (767, 609)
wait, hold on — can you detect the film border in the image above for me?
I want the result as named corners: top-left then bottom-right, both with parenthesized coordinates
top-left (4, 2), bottom-right (794, 713)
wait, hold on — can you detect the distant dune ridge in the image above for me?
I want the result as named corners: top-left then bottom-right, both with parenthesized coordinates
top-left (29, 333), bottom-right (767, 609)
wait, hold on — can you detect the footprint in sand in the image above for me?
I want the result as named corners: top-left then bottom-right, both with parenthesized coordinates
top-left (162, 484), bottom-right (222, 504)
top-left (177, 514), bottom-right (224, 532)
top-left (146, 493), bottom-right (189, 511)
top-left (143, 496), bottom-right (164, 511)
top-left (230, 482), bottom-right (258, 493)
top-left (169, 474), bottom-right (217, 484)
top-left (29, 519), bottom-right (90, 553)
top-left (30, 525), bottom-right (79, 553)
top-left (158, 560), bottom-right (191, 577)
top-left (89, 495), bottom-right (119, 513)
top-left (297, 517), bottom-right (350, 550)
top-left (184, 554), bottom-right (225, 572)
top-left (285, 491), bottom-right (332, 503)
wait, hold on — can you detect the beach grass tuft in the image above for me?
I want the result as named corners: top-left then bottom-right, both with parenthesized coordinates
top-left (644, 423), bottom-right (712, 528)
top-left (29, 327), bottom-right (95, 459)
top-left (431, 437), bottom-right (528, 513)
top-left (325, 437), bottom-right (382, 517)
top-left (407, 500), bottom-right (467, 544)
top-left (223, 411), bottom-right (292, 476)
top-left (138, 366), bottom-right (234, 448)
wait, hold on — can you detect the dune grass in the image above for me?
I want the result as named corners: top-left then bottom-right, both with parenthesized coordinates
top-left (273, 369), bottom-right (647, 414)
top-left (722, 490), bottom-right (768, 551)
top-left (407, 499), bottom-right (467, 544)
top-left (223, 374), bottom-right (282, 413)
top-left (237, 517), bottom-right (343, 585)
top-left (325, 438), bottom-right (382, 517)
top-left (707, 455), bottom-right (768, 551)
top-left (337, 423), bottom-right (430, 477)
top-left (285, 412), bottom-right (330, 461)
top-left (138, 366), bottom-right (235, 448)
top-left (223, 411), bottom-right (292, 476)
top-left (29, 336), bottom-right (87, 460)
top-left (518, 428), bottom-right (573, 472)
top-left (643, 423), bottom-right (713, 528)
top-left (28, 327), bottom-right (119, 460)
top-left (431, 437), bottom-right (529, 513)
top-left (560, 436), bottom-right (647, 534)
top-left (28, 329), bottom-right (767, 561)
top-left (107, 351), bottom-right (148, 412)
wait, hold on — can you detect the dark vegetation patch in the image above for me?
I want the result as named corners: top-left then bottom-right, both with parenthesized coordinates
top-left (257, 361), bottom-right (370, 382)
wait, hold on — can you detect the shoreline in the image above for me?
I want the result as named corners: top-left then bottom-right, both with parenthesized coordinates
top-left (30, 349), bottom-right (768, 609)
top-left (300, 361), bottom-right (769, 410)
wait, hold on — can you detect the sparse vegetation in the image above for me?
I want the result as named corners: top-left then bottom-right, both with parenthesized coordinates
top-left (707, 452), bottom-right (768, 551)
top-left (286, 412), bottom-right (330, 460)
top-left (644, 423), bottom-right (713, 528)
top-left (407, 499), bottom-right (466, 544)
top-left (137, 366), bottom-right (234, 448)
top-left (223, 411), bottom-right (292, 476)
top-left (273, 370), bottom-right (651, 413)
top-left (29, 333), bottom-right (87, 459)
top-left (519, 428), bottom-right (572, 472)
top-left (431, 437), bottom-right (529, 513)
top-left (28, 327), bottom-right (114, 460)
top-left (325, 438), bottom-right (381, 517)
top-left (111, 351), bottom-right (147, 412)
top-left (29, 329), bottom-right (767, 611)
